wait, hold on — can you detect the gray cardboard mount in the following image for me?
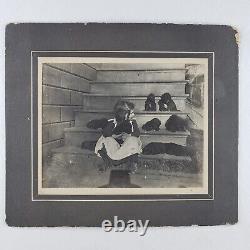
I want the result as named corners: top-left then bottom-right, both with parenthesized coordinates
top-left (5, 23), bottom-right (238, 227)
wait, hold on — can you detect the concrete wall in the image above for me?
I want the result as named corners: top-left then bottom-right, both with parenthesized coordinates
top-left (42, 63), bottom-right (96, 161)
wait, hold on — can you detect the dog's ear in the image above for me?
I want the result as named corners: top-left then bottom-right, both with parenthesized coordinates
top-left (161, 93), bottom-right (166, 103)
top-left (161, 93), bottom-right (171, 103)
top-left (147, 93), bottom-right (154, 101)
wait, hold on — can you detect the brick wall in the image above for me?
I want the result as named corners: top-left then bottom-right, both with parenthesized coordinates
top-left (42, 63), bottom-right (96, 162)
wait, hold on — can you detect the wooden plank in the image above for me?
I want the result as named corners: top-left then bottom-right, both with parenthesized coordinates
top-left (82, 95), bottom-right (187, 111)
top-left (88, 63), bottom-right (186, 70)
top-left (96, 70), bottom-right (186, 82)
top-left (90, 82), bottom-right (187, 96)
top-left (65, 129), bottom-right (189, 147)
top-left (51, 145), bottom-right (191, 162)
top-left (75, 110), bottom-right (188, 128)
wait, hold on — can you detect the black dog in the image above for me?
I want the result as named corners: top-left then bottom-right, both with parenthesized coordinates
top-left (142, 118), bottom-right (161, 131)
top-left (158, 92), bottom-right (177, 111)
top-left (86, 118), bottom-right (109, 130)
top-left (165, 115), bottom-right (189, 132)
top-left (113, 120), bottom-right (133, 135)
top-left (81, 140), bottom-right (97, 151)
top-left (145, 93), bottom-right (156, 111)
top-left (142, 142), bottom-right (190, 156)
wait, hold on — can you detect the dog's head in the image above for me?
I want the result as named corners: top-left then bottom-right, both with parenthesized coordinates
top-left (152, 118), bottom-right (161, 127)
top-left (161, 92), bottom-right (172, 104)
top-left (146, 93), bottom-right (155, 102)
top-left (152, 118), bottom-right (161, 131)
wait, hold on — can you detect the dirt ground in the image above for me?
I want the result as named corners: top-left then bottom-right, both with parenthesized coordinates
top-left (43, 153), bottom-right (203, 188)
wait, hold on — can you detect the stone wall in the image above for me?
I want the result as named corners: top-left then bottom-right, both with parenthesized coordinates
top-left (42, 63), bottom-right (96, 162)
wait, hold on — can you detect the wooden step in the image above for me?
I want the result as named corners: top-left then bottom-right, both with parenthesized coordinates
top-left (74, 109), bottom-right (188, 128)
top-left (51, 145), bottom-right (191, 162)
top-left (90, 82), bottom-right (187, 96)
top-left (96, 70), bottom-right (186, 82)
top-left (88, 63), bottom-right (186, 71)
top-left (82, 94), bottom-right (188, 111)
top-left (64, 127), bottom-right (190, 147)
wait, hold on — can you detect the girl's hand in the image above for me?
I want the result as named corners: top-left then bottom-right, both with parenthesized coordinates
top-left (113, 118), bottom-right (118, 126)
top-left (128, 111), bottom-right (135, 120)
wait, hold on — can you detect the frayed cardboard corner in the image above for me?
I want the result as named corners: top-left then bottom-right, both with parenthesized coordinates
top-left (232, 26), bottom-right (240, 45)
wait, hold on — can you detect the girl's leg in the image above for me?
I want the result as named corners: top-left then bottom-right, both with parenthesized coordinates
top-left (95, 136), bottom-right (121, 158)
top-left (109, 136), bottom-right (142, 160)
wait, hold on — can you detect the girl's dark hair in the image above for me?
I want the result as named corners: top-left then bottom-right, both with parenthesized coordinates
top-left (114, 108), bottom-right (129, 123)
top-left (113, 100), bottom-right (135, 122)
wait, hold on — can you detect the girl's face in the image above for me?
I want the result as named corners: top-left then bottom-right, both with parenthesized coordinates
top-left (115, 109), bottom-right (130, 123)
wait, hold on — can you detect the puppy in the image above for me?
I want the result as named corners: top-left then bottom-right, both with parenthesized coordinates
top-left (86, 118), bottom-right (108, 130)
top-left (165, 115), bottom-right (189, 132)
top-left (113, 120), bottom-right (133, 134)
top-left (142, 142), bottom-right (189, 156)
top-left (142, 118), bottom-right (161, 131)
top-left (145, 93), bottom-right (157, 111)
top-left (81, 140), bottom-right (97, 151)
top-left (158, 92), bottom-right (177, 111)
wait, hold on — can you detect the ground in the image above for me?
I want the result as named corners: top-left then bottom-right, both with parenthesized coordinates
top-left (43, 152), bottom-right (203, 188)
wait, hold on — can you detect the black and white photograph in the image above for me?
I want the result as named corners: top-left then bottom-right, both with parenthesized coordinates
top-left (38, 55), bottom-right (210, 196)
top-left (2, 0), bottom-right (247, 247)
top-left (5, 22), bottom-right (238, 229)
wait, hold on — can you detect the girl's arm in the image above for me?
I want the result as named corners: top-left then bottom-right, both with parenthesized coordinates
top-left (131, 119), bottom-right (140, 137)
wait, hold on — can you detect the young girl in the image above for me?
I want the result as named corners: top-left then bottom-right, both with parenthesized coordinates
top-left (95, 100), bottom-right (142, 161)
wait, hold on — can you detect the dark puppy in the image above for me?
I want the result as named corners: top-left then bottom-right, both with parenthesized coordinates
top-left (113, 120), bottom-right (133, 135)
top-left (165, 115), bottom-right (189, 132)
top-left (142, 118), bottom-right (161, 131)
top-left (86, 118), bottom-right (108, 130)
top-left (158, 92), bottom-right (177, 111)
top-left (145, 93), bottom-right (157, 111)
top-left (81, 140), bottom-right (97, 151)
top-left (142, 142), bottom-right (189, 156)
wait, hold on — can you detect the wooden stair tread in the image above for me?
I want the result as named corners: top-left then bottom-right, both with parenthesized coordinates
top-left (82, 93), bottom-right (189, 99)
top-left (91, 81), bottom-right (188, 84)
top-left (87, 63), bottom-right (186, 71)
top-left (52, 146), bottom-right (191, 161)
top-left (64, 127), bottom-right (190, 137)
top-left (96, 69), bottom-right (188, 72)
top-left (75, 109), bottom-right (188, 115)
top-left (90, 82), bottom-right (186, 96)
top-left (52, 146), bottom-right (94, 155)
